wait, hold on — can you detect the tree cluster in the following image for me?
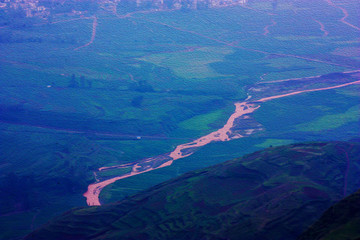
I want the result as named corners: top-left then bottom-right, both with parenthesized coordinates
top-left (68, 74), bottom-right (93, 88)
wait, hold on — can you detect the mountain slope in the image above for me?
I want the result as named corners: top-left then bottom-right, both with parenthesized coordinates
top-left (298, 189), bottom-right (360, 240)
top-left (25, 141), bottom-right (360, 240)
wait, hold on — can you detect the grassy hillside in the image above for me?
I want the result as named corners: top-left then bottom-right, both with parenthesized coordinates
top-left (298, 189), bottom-right (360, 240)
top-left (25, 141), bottom-right (360, 240)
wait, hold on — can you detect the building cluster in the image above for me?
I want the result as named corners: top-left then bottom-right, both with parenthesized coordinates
top-left (0, 0), bottom-right (49, 18)
top-left (0, 0), bottom-right (248, 18)
top-left (120, 0), bottom-right (248, 10)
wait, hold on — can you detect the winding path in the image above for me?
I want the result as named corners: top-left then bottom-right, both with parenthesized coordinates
top-left (260, 73), bottom-right (268, 81)
top-left (257, 79), bottom-right (360, 102)
top-left (313, 19), bottom-right (329, 37)
top-left (74, 16), bottom-right (98, 51)
top-left (263, 19), bottom-right (277, 36)
top-left (84, 76), bottom-right (360, 206)
top-left (325, 0), bottom-right (360, 31)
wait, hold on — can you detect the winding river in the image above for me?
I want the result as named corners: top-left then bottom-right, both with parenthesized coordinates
top-left (84, 74), bottom-right (360, 206)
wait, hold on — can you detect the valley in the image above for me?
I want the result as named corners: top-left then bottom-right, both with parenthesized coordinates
top-left (0, 0), bottom-right (359, 239)
top-left (25, 141), bottom-right (360, 240)
top-left (85, 71), bottom-right (360, 206)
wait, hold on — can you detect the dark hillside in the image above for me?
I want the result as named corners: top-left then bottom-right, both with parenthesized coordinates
top-left (25, 141), bottom-right (360, 240)
top-left (298, 189), bottom-right (360, 240)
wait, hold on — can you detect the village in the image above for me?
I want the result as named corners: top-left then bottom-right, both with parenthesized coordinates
top-left (0, 0), bottom-right (248, 18)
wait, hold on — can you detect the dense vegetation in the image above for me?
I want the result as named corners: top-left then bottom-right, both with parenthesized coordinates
top-left (298, 188), bottom-right (360, 240)
top-left (25, 141), bottom-right (360, 240)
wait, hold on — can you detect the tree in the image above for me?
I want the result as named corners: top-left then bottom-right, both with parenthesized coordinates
top-left (137, 80), bottom-right (154, 92)
top-left (68, 74), bottom-right (79, 88)
top-left (272, 0), bottom-right (278, 10)
top-left (131, 96), bottom-right (144, 108)
top-left (87, 79), bottom-right (93, 88)
top-left (79, 75), bottom-right (85, 88)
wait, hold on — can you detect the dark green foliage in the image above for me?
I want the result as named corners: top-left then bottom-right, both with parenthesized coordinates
top-left (135, 80), bottom-right (154, 92)
top-left (25, 141), bottom-right (360, 240)
top-left (79, 75), bottom-right (86, 88)
top-left (131, 96), bottom-right (144, 108)
top-left (87, 79), bottom-right (93, 88)
top-left (298, 189), bottom-right (360, 240)
top-left (0, 173), bottom-right (35, 213)
top-left (0, 132), bottom-right (115, 215)
top-left (321, 72), bottom-right (347, 80)
top-left (68, 74), bottom-right (79, 88)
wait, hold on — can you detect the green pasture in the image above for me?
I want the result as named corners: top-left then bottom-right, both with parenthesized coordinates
top-left (96, 138), bottom-right (185, 164)
top-left (253, 87), bottom-right (360, 136)
top-left (179, 107), bottom-right (230, 131)
top-left (335, 84), bottom-right (360, 97)
top-left (296, 105), bottom-right (360, 132)
top-left (255, 138), bottom-right (294, 148)
top-left (258, 57), bottom-right (347, 82)
top-left (138, 46), bottom-right (233, 79)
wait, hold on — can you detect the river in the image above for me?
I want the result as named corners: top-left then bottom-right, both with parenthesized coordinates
top-left (84, 72), bottom-right (360, 206)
